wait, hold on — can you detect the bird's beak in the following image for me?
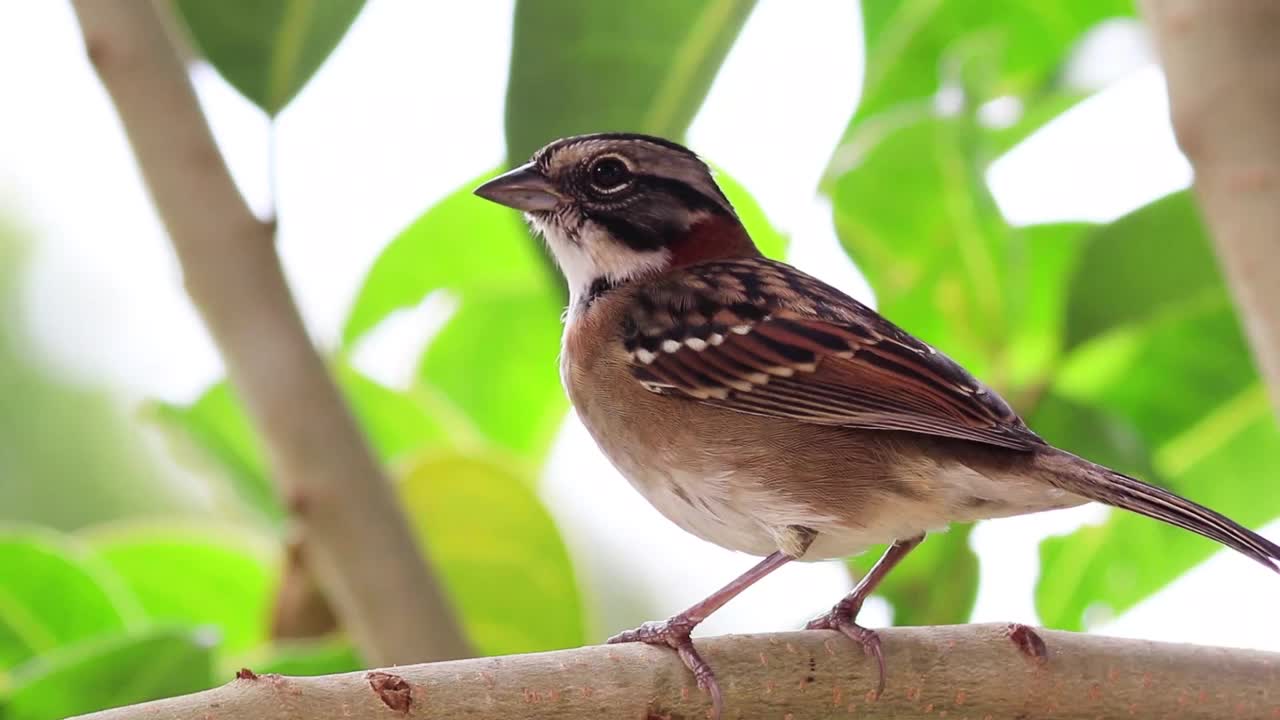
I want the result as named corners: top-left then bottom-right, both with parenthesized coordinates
top-left (473, 163), bottom-right (563, 211)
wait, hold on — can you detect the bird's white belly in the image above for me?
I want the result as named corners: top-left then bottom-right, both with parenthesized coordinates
top-left (623, 465), bottom-right (782, 556)
top-left (601, 446), bottom-right (1068, 561)
top-left (607, 454), bottom-right (914, 560)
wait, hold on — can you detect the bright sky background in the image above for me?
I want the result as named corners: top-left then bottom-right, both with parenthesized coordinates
top-left (1, 0), bottom-right (1276, 651)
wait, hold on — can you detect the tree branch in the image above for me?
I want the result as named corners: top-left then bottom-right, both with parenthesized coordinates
top-left (1141, 0), bottom-right (1280, 419)
top-left (69, 0), bottom-right (470, 664)
top-left (70, 625), bottom-right (1280, 719)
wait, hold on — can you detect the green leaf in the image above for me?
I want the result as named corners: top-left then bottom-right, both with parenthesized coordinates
top-left (418, 289), bottom-right (566, 460)
top-left (174, 0), bottom-right (365, 115)
top-left (829, 109), bottom-right (1095, 398)
top-left (399, 452), bottom-right (584, 656)
top-left (714, 169), bottom-right (788, 260)
top-left (1037, 386), bottom-right (1277, 630)
top-left (832, 115), bottom-right (1087, 389)
top-left (1057, 302), bottom-right (1256, 451)
top-left (150, 365), bottom-right (455, 521)
top-left (1028, 394), bottom-right (1158, 480)
top-left (341, 170), bottom-right (551, 349)
top-left (1062, 192), bottom-right (1221, 350)
top-left (246, 640), bottom-right (363, 677)
top-left (505, 0), bottom-right (757, 162)
top-left (985, 91), bottom-right (1087, 157)
top-left (5, 626), bottom-right (215, 720)
top-left (1039, 301), bottom-right (1279, 628)
top-left (149, 383), bottom-right (279, 524)
top-left (1, 218), bottom-right (181, 531)
top-left (0, 532), bottom-right (139, 670)
top-left (831, 117), bottom-right (1003, 376)
top-left (334, 362), bottom-right (451, 462)
top-left (1003, 222), bottom-right (1091, 395)
top-left (83, 524), bottom-right (275, 654)
top-left (847, 526), bottom-right (978, 626)
top-left (853, 1), bottom-right (1131, 128)
top-left (1036, 193), bottom-right (1275, 625)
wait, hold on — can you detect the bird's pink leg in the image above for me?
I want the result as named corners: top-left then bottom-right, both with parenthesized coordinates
top-left (806, 534), bottom-right (924, 699)
top-left (607, 551), bottom-right (793, 719)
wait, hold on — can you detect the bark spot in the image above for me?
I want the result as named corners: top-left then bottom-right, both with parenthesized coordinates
top-left (235, 667), bottom-right (259, 680)
top-left (84, 34), bottom-right (109, 69)
top-left (367, 671), bottom-right (413, 713)
top-left (1005, 623), bottom-right (1047, 664)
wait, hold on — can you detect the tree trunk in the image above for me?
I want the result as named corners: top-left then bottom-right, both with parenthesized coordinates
top-left (1142, 0), bottom-right (1280, 419)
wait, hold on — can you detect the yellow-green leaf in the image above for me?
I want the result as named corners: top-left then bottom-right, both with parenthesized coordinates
top-left (399, 452), bottom-right (584, 655)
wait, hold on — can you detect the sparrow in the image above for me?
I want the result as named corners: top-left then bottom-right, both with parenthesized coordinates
top-left (474, 132), bottom-right (1280, 718)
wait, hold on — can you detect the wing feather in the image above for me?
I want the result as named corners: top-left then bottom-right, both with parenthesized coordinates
top-left (623, 258), bottom-right (1044, 451)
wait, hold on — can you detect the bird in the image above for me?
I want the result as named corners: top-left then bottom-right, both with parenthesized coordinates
top-left (473, 132), bottom-right (1280, 718)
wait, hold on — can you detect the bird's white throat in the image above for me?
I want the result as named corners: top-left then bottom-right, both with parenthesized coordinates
top-left (527, 212), bottom-right (671, 315)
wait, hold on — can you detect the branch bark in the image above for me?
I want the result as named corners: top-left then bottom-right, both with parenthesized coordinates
top-left (70, 0), bottom-right (470, 664)
top-left (1141, 0), bottom-right (1280, 419)
top-left (71, 624), bottom-right (1280, 719)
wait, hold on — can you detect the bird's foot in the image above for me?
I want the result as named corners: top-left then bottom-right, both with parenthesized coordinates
top-left (805, 597), bottom-right (887, 699)
top-left (608, 614), bottom-right (723, 718)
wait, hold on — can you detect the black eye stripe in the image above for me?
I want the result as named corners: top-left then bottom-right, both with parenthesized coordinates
top-left (633, 175), bottom-right (731, 216)
top-left (590, 214), bottom-right (664, 252)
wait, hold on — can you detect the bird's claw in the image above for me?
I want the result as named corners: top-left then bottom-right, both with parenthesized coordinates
top-left (608, 615), bottom-right (723, 719)
top-left (806, 601), bottom-right (887, 699)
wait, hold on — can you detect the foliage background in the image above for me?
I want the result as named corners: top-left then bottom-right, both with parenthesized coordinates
top-left (1, 1), bottom-right (1278, 718)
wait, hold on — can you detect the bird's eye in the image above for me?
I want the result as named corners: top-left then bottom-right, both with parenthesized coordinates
top-left (589, 156), bottom-right (631, 192)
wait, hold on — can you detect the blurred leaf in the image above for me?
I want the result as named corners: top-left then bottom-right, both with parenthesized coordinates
top-left (1040, 297), bottom-right (1278, 627)
top-left (1003, 222), bottom-right (1091, 394)
top-left (84, 525), bottom-right (274, 654)
top-left (174, 0), bottom-right (365, 115)
top-left (152, 364), bottom-right (455, 521)
top-left (714, 169), bottom-right (788, 260)
top-left (1, 222), bottom-right (183, 531)
top-left (853, 1), bottom-right (1131, 128)
top-left (848, 526), bottom-right (978, 626)
top-left (335, 362), bottom-right (451, 461)
top-left (831, 117), bottom-right (1001, 376)
top-left (0, 532), bottom-right (139, 670)
top-left (342, 170), bottom-right (550, 348)
top-left (150, 383), bottom-right (279, 524)
top-left (1028, 394), bottom-right (1158, 480)
top-left (400, 452), bottom-right (583, 655)
top-left (247, 640), bottom-right (362, 677)
top-left (830, 111), bottom-right (1093, 394)
top-left (5, 626), bottom-right (215, 720)
top-left (1038, 386), bottom-right (1277, 630)
top-left (1063, 192), bottom-right (1220, 350)
top-left (1056, 302), bottom-right (1256, 450)
top-left (419, 290), bottom-right (566, 459)
top-left (505, 0), bottom-right (757, 162)
top-left (1036, 190), bottom-right (1276, 626)
top-left (985, 91), bottom-right (1087, 156)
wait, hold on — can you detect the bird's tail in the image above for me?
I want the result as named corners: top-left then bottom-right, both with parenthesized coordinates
top-left (1037, 448), bottom-right (1280, 573)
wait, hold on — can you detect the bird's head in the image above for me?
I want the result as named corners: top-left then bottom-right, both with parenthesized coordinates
top-left (474, 133), bottom-right (758, 306)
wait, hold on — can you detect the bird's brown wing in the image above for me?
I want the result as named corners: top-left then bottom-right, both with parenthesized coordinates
top-left (623, 257), bottom-right (1045, 451)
